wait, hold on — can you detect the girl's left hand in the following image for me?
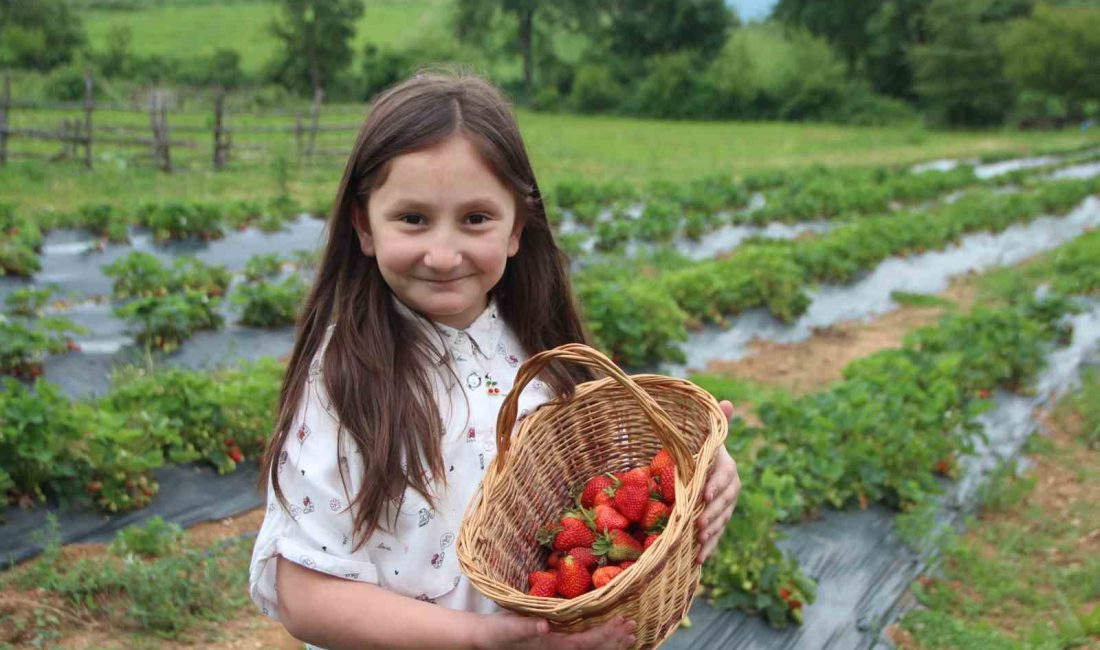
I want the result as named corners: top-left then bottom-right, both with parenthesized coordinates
top-left (695, 399), bottom-right (741, 564)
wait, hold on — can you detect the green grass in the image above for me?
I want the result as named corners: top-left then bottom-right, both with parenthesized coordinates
top-left (80, 0), bottom-right (452, 76)
top-left (898, 371), bottom-right (1100, 649)
top-left (890, 291), bottom-right (958, 309)
top-left (2, 110), bottom-right (1095, 215)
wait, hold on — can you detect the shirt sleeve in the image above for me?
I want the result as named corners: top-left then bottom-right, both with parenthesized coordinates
top-left (248, 344), bottom-right (380, 622)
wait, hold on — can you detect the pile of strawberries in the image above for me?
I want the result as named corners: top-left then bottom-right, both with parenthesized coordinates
top-left (528, 448), bottom-right (677, 599)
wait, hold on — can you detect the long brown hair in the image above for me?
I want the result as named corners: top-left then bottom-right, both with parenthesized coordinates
top-left (259, 68), bottom-right (595, 547)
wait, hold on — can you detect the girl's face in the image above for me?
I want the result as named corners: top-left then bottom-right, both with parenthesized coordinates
top-left (353, 134), bottom-right (525, 330)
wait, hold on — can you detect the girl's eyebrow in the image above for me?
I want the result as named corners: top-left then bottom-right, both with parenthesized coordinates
top-left (386, 197), bottom-right (504, 214)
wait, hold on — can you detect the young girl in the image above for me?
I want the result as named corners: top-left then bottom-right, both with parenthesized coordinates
top-left (249, 70), bottom-right (741, 650)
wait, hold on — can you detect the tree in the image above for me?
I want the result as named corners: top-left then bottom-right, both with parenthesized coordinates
top-left (0, 0), bottom-right (87, 71)
top-left (999, 3), bottom-right (1100, 119)
top-left (267, 0), bottom-right (365, 96)
top-left (862, 0), bottom-right (930, 100)
top-left (910, 0), bottom-right (1015, 125)
top-left (594, 0), bottom-right (736, 63)
top-left (453, 0), bottom-right (574, 101)
top-left (772, 0), bottom-right (877, 73)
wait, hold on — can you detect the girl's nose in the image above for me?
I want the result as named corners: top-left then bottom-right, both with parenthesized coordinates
top-left (423, 239), bottom-right (462, 272)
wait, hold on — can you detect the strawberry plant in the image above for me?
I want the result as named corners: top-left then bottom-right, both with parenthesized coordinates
top-left (104, 252), bottom-right (175, 299)
top-left (4, 285), bottom-right (62, 318)
top-left (0, 204), bottom-right (43, 277)
top-left (0, 378), bottom-right (86, 505)
top-left (137, 201), bottom-right (226, 243)
top-left (114, 291), bottom-right (224, 353)
top-left (577, 277), bottom-right (687, 366)
top-left (1, 315), bottom-right (86, 378)
top-left (232, 273), bottom-right (307, 328)
top-left (242, 253), bottom-right (284, 282)
top-left (77, 203), bottom-right (132, 243)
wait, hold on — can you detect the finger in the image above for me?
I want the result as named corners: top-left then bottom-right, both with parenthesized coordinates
top-left (697, 525), bottom-right (721, 564)
top-left (565, 616), bottom-right (630, 650)
top-left (702, 451), bottom-right (732, 501)
top-left (698, 482), bottom-right (737, 542)
top-left (719, 399), bottom-right (733, 423)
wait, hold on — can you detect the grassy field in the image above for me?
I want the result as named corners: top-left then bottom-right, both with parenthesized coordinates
top-left (2, 109), bottom-right (1096, 215)
top-left (79, 0), bottom-right (453, 76)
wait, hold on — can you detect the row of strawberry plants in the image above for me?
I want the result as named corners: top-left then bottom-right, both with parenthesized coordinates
top-left (577, 176), bottom-right (1100, 365)
top-left (0, 196), bottom-right (329, 278)
top-left (0, 287), bottom-right (86, 379)
top-left (564, 151), bottom-right (1100, 258)
top-left (0, 358), bottom-right (283, 512)
top-left (697, 288), bottom-right (1086, 625)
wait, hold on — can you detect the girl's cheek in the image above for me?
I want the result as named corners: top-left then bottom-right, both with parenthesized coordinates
top-left (374, 236), bottom-right (423, 270)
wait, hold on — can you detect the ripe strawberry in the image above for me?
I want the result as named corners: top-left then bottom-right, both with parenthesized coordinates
top-left (778, 587), bottom-right (791, 602)
top-left (538, 515), bottom-right (596, 552)
top-left (592, 490), bottom-right (613, 507)
top-left (547, 551), bottom-right (562, 569)
top-left (556, 555), bottom-right (592, 598)
top-left (528, 570), bottom-right (558, 597)
top-left (607, 482), bottom-right (649, 523)
top-left (229, 448), bottom-right (244, 463)
top-left (649, 448), bottom-right (674, 476)
top-left (579, 474), bottom-right (616, 508)
top-left (567, 546), bottom-right (601, 571)
top-left (619, 560), bottom-right (635, 570)
top-left (644, 533), bottom-right (660, 551)
top-left (620, 467), bottom-right (651, 489)
top-left (642, 501), bottom-right (671, 533)
top-left (583, 504), bottom-right (630, 533)
top-left (593, 529), bottom-right (643, 562)
top-left (592, 566), bottom-right (623, 589)
top-left (654, 463), bottom-right (675, 505)
top-left (979, 388), bottom-right (991, 399)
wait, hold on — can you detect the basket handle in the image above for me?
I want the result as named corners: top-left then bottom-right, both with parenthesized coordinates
top-left (494, 343), bottom-right (695, 484)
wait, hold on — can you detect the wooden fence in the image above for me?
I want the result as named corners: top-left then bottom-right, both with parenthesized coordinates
top-left (0, 72), bottom-right (360, 172)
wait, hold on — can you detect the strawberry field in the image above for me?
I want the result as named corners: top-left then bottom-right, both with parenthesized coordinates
top-left (2, 141), bottom-right (1100, 648)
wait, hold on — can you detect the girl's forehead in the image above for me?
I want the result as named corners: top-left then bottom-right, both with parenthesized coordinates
top-left (371, 135), bottom-right (514, 206)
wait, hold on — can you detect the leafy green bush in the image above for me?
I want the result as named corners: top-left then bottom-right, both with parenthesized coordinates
top-left (576, 277), bottom-right (688, 367)
top-left (233, 273), bottom-right (307, 328)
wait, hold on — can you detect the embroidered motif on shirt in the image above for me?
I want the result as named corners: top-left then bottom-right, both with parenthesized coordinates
top-left (277, 450), bottom-right (288, 473)
top-left (289, 504), bottom-right (302, 521)
top-left (376, 542), bottom-right (392, 551)
top-left (418, 507), bottom-right (434, 527)
top-left (466, 427), bottom-right (476, 443)
top-left (466, 372), bottom-right (482, 389)
top-left (299, 555), bottom-right (316, 568)
top-left (416, 593), bottom-right (437, 604)
top-left (431, 533), bottom-right (455, 569)
top-left (296, 423), bottom-right (311, 444)
top-left (302, 496), bottom-right (315, 514)
top-left (329, 497), bottom-right (342, 511)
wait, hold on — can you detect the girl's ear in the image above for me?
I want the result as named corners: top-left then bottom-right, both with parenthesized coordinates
top-left (351, 201), bottom-right (375, 257)
top-left (507, 212), bottom-right (526, 258)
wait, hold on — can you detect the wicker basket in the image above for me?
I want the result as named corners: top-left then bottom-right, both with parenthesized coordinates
top-left (456, 343), bottom-right (727, 649)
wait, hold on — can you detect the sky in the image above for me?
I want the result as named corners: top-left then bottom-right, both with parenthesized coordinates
top-left (729, 0), bottom-right (777, 22)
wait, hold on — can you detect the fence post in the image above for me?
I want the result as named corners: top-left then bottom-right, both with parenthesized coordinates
top-left (213, 87), bottom-right (227, 170)
top-left (83, 70), bottom-right (93, 168)
top-left (160, 97), bottom-right (171, 173)
top-left (294, 111), bottom-right (303, 157)
top-left (0, 76), bottom-right (9, 165)
top-left (306, 86), bottom-right (323, 161)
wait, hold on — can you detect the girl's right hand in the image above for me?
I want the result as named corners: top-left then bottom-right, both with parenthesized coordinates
top-left (478, 612), bottom-right (637, 650)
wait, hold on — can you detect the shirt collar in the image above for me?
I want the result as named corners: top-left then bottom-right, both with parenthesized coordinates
top-left (390, 294), bottom-right (504, 366)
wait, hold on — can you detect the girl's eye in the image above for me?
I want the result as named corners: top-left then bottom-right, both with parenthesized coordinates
top-left (467, 213), bottom-right (490, 225)
top-left (399, 214), bottom-right (425, 225)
